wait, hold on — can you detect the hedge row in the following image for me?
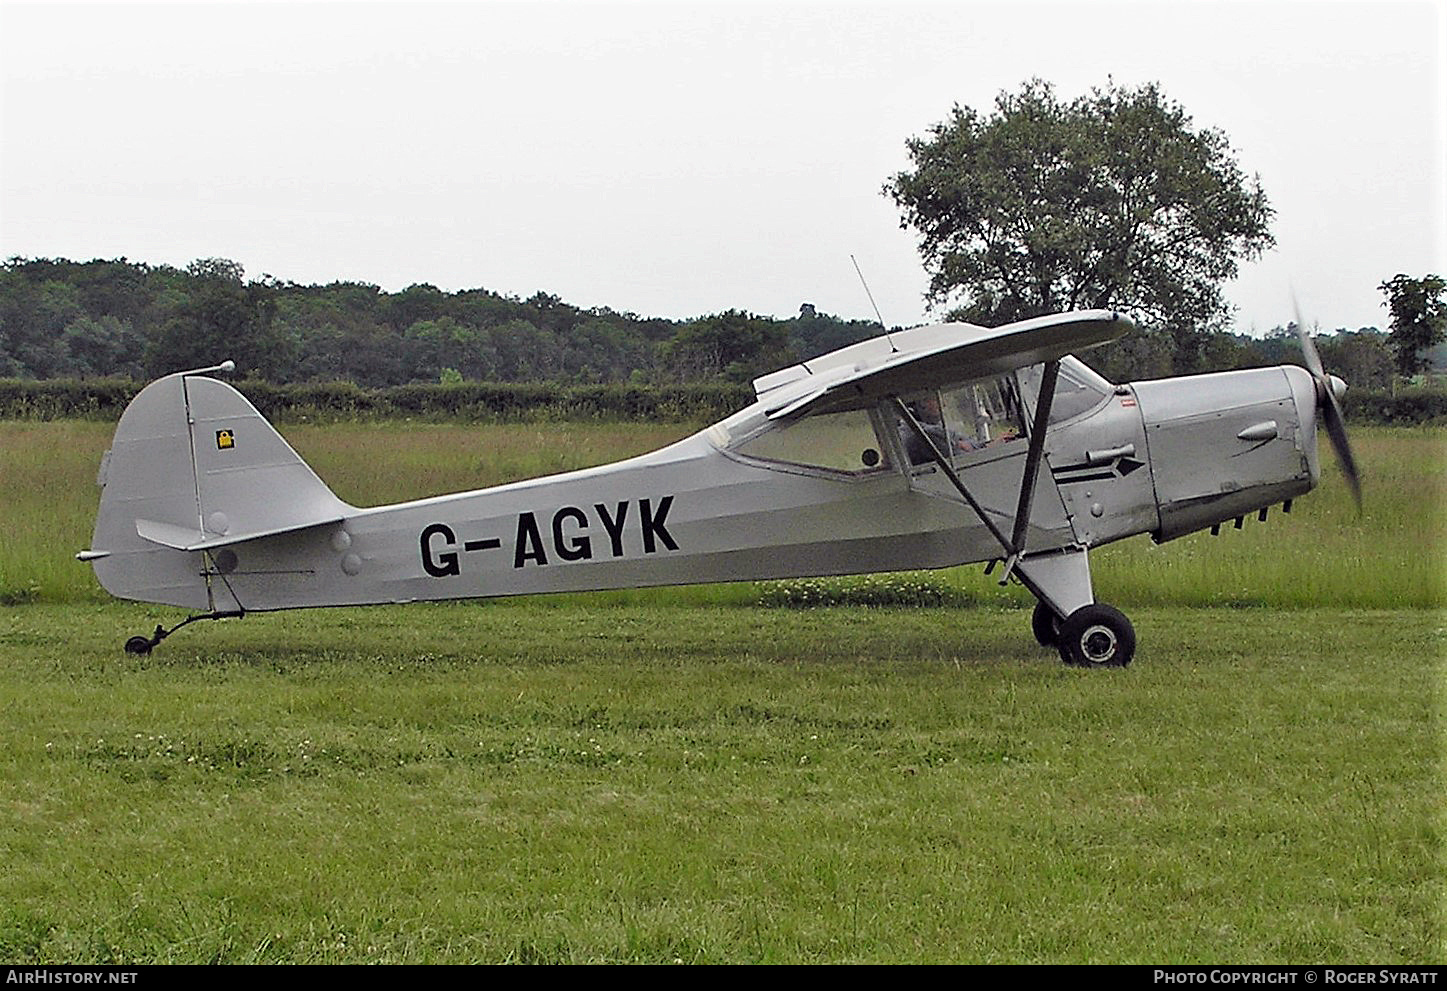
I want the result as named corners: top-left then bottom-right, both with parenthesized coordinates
top-left (1340, 388), bottom-right (1447, 425)
top-left (1, 378), bottom-right (1443, 425)
top-left (0, 378), bottom-right (755, 423)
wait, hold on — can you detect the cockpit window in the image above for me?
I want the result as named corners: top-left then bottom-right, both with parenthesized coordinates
top-left (943, 377), bottom-right (1025, 450)
top-left (1018, 358), bottom-right (1112, 425)
top-left (893, 377), bottom-right (1027, 467)
top-left (734, 409), bottom-right (890, 474)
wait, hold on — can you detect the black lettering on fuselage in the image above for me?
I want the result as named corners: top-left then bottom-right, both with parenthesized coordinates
top-left (517, 498), bottom-right (676, 568)
top-left (595, 501), bottom-right (629, 557)
top-left (552, 506), bottom-right (592, 561)
top-left (514, 512), bottom-right (548, 568)
top-left (640, 496), bottom-right (678, 553)
top-left (420, 523), bottom-right (460, 577)
top-left (422, 497), bottom-right (679, 575)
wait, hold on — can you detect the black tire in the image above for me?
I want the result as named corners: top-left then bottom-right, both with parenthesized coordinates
top-left (124, 635), bottom-right (153, 655)
top-left (1056, 604), bottom-right (1135, 668)
top-left (1031, 601), bottom-right (1060, 647)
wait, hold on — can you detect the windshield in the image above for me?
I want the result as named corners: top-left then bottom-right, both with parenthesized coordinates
top-left (1017, 357), bottom-right (1113, 425)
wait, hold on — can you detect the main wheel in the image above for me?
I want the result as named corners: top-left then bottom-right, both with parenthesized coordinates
top-left (1030, 601), bottom-right (1060, 647)
top-left (1056, 604), bottom-right (1135, 668)
top-left (124, 635), bottom-right (153, 655)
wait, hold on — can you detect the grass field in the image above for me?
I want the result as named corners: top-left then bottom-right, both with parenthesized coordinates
top-left (0, 418), bottom-right (1443, 962)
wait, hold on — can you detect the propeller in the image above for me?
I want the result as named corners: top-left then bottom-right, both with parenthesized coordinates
top-left (1294, 301), bottom-right (1362, 510)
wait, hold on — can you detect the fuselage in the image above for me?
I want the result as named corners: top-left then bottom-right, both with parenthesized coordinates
top-left (94, 363), bottom-right (1315, 615)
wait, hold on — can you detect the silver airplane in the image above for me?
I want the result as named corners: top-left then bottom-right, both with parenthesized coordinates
top-left (77, 310), bottom-right (1358, 667)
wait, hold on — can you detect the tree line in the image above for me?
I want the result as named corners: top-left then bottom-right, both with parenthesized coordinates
top-left (0, 257), bottom-right (886, 388)
top-left (0, 255), bottom-right (1418, 392)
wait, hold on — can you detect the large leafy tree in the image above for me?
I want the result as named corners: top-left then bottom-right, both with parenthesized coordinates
top-left (885, 79), bottom-right (1274, 342)
top-left (1378, 273), bottom-right (1447, 377)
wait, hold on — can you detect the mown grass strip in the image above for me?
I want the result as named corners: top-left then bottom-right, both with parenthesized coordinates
top-left (0, 602), bottom-right (1440, 963)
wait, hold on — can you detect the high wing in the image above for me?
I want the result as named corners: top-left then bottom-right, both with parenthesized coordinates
top-left (755, 310), bottom-right (1133, 420)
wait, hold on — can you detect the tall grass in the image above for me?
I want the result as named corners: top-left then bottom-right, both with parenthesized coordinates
top-left (1, 419), bottom-right (1442, 609)
top-left (0, 422), bottom-right (113, 605)
top-left (1089, 428), bottom-right (1446, 609)
top-left (290, 419), bottom-right (696, 506)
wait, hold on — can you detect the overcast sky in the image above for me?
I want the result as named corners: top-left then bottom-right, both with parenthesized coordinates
top-left (1, 0), bottom-right (1443, 335)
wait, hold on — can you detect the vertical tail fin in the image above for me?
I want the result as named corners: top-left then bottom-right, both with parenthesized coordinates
top-left (82, 369), bottom-right (350, 608)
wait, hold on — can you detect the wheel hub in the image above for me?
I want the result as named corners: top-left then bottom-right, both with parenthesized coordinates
top-left (1079, 624), bottom-right (1117, 663)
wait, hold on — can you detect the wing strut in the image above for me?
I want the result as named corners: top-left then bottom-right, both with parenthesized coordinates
top-left (891, 360), bottom-right (1071, 613)
top-left (1004, 359), bottom-right (1060, 577)
top-left (889, 358), bottom-right (1060, 574)
top-left (891, 397), bottom-right (1017, 558)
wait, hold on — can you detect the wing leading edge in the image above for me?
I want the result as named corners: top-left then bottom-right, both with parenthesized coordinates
top-left (760, 310), bottom-right (1134, 420)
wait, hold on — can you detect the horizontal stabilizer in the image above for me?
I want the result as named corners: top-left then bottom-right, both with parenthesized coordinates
top-left (136, 515), bottom-right (345, 553)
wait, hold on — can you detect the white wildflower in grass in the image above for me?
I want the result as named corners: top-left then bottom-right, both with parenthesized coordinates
top-left (758, 570), bottom-right (964, 609)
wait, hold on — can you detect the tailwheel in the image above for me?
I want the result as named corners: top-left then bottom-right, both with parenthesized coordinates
top-left (1056, 604), bottom-right (1135, 668)
top-left (1030, 601), bottom-right (1060, 648)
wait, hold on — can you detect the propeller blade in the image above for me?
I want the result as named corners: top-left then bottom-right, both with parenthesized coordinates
top-left (1295, 297), bottom-right (1362, 511)
top-left (1294, 299), bottom-right (1326, 380)
top-left (1321, 387), bottom-right (1363, 510)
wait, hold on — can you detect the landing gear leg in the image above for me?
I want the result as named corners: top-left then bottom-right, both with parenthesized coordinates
top-left (1011, 548), bottom-right (1137, 668)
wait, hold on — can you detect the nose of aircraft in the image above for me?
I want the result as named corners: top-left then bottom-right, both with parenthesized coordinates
top-left (1327, 374), bottom-right (1348, 402)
